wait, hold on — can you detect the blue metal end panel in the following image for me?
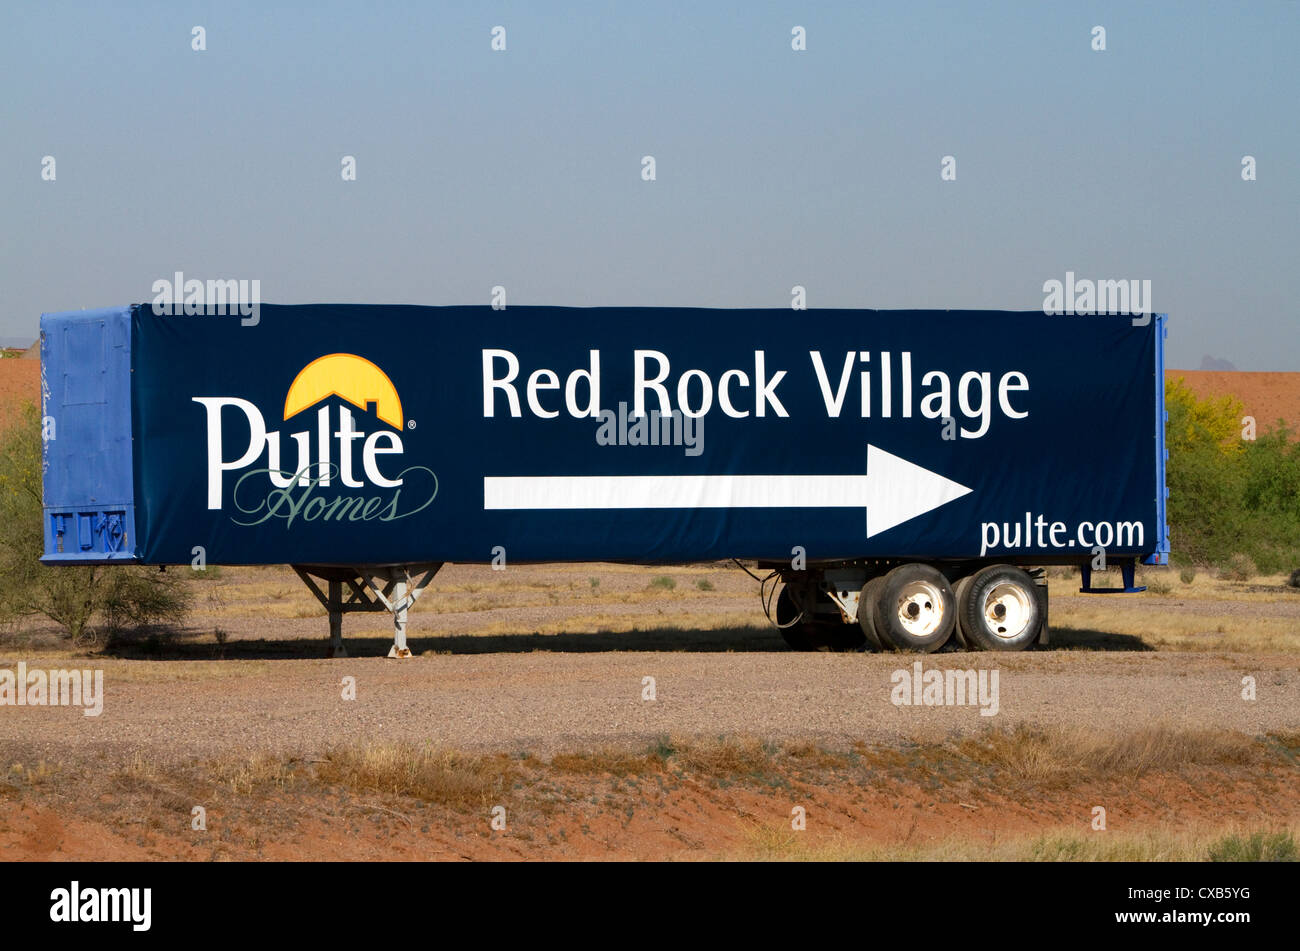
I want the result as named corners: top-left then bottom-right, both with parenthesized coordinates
top-left (40, 307), bottom-right (140, 563)
top-left (1142, 313), bottom-right (1170, 566)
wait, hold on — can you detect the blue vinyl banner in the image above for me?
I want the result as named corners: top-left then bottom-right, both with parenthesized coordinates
top-left (124, 304), bottom-right (1164, 566)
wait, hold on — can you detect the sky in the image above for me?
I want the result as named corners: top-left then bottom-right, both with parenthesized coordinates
top-left (2, 0), bottom-right (1296, 369)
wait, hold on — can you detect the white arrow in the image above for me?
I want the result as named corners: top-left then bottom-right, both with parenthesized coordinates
top-left (483, 444), bottom-right (972, 538)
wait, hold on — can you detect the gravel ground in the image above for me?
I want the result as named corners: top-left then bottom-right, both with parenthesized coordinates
top-left (2, 563), bottom-right (1297, 765)
top-left (1, 650), bottom-right (1295, 763)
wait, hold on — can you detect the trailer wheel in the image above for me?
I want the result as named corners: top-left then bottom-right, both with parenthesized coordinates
top-left (959, 565), bottom-right (1040, 651)
top-left (776, 584), bottom-right (865, 652)
top-left (872, 563), bottom-right (956, 653)
top-left (857, 576), bottom-right (885, 650)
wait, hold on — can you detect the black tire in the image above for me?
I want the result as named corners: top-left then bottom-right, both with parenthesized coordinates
top-left (952, 574), bottom-right (974, 649)
top-left (958, 565), bottom-right (1040, 652)
top-left (857, 576), bottom-right (885, 650)
top-left (776, 583), bottom-right (866, 652)
top-left (872, 563), bottom-right (956, 653)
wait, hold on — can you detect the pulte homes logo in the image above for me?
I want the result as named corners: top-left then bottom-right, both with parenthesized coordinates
top-left (192, 353), bottom-right (439, 528)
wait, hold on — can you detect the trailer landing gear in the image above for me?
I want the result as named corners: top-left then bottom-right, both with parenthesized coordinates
top-left (292, 563), bottom-right (443, 658)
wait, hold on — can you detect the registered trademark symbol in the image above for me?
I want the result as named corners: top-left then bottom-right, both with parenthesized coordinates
top-left (407, 419), bottom-right (416, 430)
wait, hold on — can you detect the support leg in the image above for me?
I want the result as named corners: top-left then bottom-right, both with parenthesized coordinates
top-left (387, 578), bottom-right (411, 658)
top-left (362, 564), bottom-right (440, 658)
top-left (327, 579), bottom-right (346, 658)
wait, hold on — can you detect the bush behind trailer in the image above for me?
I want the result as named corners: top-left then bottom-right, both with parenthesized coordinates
top-left (40, 304), bottom-right (1168, 655)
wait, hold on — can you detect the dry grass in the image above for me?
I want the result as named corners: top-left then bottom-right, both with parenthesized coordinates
top-left (288, 727), bottom-right (1293, 807)
top-left (782, 741), bottom-right (855, 770)
top-left (1094, 570), bottom-right (1300, 602)
top-left (113, 750), bottom-right (157, 785)
top-left (1048, 574), bottom-right (1300, 653)
top-left (733, 823), bottom-right (1300, 862)
top-left (551, 736), bottom-right (848, 780)
top-left (549, 749), bottom-right (665, 776)
top-left (207, 752), bottom-right (299, 795)
top-left (7, 727), bottom-right (1296, 861)
top-left (844, 723), bottom-right (1290, 799)
top-left (2, 760), bottom-right (56, 789)
top-left (314, 744), bottom-right (515, 808)
top-left (0, 656), bottom-right (275, 682)
top-left (672, 735), bottom-right (776, 778)
top-left (950, 724), bottom-right (1258, 786)
top-left (106, 753), bottom-right (200, 817)
top-left (1053, 610), bottom-right (1300, 653)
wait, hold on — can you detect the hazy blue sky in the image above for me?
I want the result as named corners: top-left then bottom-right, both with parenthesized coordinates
top-left (3, 1), bottom-right (1296, 368)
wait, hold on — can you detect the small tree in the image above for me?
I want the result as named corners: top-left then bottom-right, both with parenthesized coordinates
top-left (0, 403), bottom-right (190, 643)
top-left (1165, 376), bottom-right (1246, 456)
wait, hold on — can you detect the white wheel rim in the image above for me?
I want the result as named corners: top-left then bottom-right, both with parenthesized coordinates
top-left (982, 582), bottom-right (1032, 639)
top-left (894, 581), bottom-right (945, 637)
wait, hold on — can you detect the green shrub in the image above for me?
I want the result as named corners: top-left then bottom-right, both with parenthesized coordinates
top-left (0, 403), bottom-right (191, 643)
top-left (1221, 553), bottom-right (1257, 582)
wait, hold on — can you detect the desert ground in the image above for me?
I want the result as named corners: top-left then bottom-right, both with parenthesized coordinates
top-left (1, 561), bottom-right (1297, 861)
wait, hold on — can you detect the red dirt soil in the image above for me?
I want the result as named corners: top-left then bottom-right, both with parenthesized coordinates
top-left (0, 361), bottom-right (40, 430)
top-left (3, 759), bottom-right (1296, 862)
top-left (1170, 370), bottom-right (1300, 435)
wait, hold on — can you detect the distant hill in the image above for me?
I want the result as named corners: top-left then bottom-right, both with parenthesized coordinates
top-left (1198, 355), bottom-right (1237, 371)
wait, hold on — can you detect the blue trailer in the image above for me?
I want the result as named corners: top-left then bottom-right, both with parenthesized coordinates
top-left (40, 304), bottom-right (1168, 655)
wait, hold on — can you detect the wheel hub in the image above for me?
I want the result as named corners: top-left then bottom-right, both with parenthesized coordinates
top-left (982, 583), bottom-right (1032, 638)
top-left (895, 581), bottom-right (944, 637)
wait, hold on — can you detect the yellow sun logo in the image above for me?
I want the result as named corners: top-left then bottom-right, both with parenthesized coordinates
top-left (283, 354), bottom-right (404, 429)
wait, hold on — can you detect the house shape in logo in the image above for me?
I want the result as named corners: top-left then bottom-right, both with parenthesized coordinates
top-left (283, 353), bottom-right (404, 429)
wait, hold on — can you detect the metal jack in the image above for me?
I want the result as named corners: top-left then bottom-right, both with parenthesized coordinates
top-left (293, 563), bottom-right (443, 657)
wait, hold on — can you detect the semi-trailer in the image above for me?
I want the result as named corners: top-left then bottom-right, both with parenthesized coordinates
top-left (39, 304), bottom-right (1168, 656)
